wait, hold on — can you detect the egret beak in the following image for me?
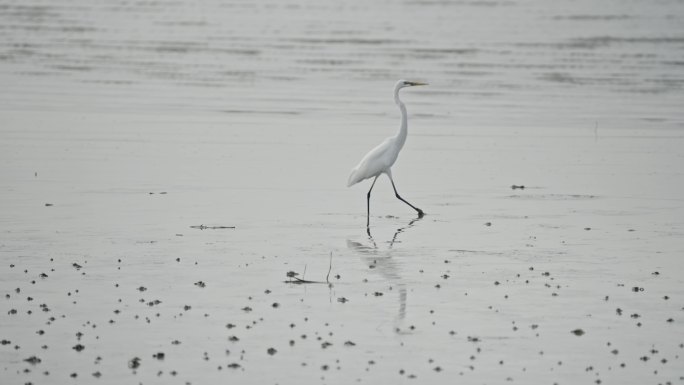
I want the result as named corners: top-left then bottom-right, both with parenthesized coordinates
top-left (408, 81), bottom-right (428, 86)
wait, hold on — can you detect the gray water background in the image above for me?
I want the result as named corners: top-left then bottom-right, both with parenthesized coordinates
top-left (1, 0), bottom-right (683, 129)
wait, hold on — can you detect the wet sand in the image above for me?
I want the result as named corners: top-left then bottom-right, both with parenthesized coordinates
top-left (2, 0), bottom-right (684, 384)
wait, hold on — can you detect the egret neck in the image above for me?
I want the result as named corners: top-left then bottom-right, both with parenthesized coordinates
top-left (393, 83), bottom-right (409, 151)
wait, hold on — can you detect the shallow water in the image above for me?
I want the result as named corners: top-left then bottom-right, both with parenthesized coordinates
top-left (1, 0), bottom-right (684, 384)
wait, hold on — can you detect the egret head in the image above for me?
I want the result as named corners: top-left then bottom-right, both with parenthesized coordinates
top-left (397, 79), bottom-right (428, 89)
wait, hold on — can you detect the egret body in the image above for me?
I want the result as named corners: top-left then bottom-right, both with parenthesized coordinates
top-left (347, 79), bottom-right (427, 227)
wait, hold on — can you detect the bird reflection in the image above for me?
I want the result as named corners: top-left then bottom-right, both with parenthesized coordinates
top-left (346, 216), bottom-right (423, 326)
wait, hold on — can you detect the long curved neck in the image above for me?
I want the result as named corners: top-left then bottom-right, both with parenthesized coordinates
top-left (394, 86), bottom-right (408, 149)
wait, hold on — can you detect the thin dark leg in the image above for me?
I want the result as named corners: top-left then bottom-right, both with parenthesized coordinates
top-left (366, 176), bottom-right (379, 228)
top-left (389, 177), bottom-right (424, 217)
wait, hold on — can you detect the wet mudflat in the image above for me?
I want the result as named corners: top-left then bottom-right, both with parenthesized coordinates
top-left (1, 0), bottom-right (684, 384)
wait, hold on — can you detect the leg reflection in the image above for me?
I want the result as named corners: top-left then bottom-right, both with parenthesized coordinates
top-left (347, 217), bottom-right (424, 325)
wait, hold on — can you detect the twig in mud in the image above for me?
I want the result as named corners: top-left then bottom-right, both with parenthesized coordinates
top-left (285, 253), bottom-right (334, 285)
top-left (285, 270), bottom-right (320, 284)
top-left (190, 225), bottom-right (236, 230)
top-left (326, 252), bottom-right (332, 284)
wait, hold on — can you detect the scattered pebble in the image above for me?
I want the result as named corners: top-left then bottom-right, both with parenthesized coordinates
top-left (128, 357), bottom-right (141, 369)
top-left (24, 356), bottom-right (41, 365)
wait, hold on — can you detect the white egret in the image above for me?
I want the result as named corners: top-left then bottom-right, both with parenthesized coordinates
top-left (347, 79), bottom-right (427, 227)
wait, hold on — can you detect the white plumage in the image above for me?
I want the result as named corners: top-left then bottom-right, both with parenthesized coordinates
top-left (347, 79), bottom-right (427, 227)
top-left (347, 137), bottom-right (398, 187)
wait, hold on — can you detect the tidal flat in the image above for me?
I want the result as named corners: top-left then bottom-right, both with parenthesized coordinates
top-left (1, 0), bottom-right (683, 384)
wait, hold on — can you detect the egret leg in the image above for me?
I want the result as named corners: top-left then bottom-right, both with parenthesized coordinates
top-left (388, 174), bottom-right (424, 217)
top-left (366, 175), bottom-right (379, 228)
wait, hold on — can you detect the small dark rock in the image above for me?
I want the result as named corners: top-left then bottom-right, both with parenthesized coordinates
top-left (24, 356), bottom-right (41, 365)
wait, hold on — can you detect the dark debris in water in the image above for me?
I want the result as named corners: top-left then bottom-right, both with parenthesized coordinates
top-left (128, 357), bottom-right (141, 369)
top-left (24, 356), bottom-right (41, 365)
top-left (190, 224), bottom-right (235, 230)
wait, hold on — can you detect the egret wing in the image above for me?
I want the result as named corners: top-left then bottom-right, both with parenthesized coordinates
top-left (347, 138), bottom-right (395, 187)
